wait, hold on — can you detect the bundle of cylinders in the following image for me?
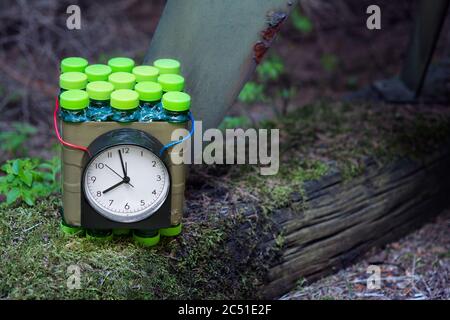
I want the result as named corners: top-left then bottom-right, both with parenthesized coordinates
top-left (58, 57), bottom-right (191, 124)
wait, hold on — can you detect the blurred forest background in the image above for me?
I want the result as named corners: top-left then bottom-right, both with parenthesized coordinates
top-left (0, 0), bottom-right (448, 163)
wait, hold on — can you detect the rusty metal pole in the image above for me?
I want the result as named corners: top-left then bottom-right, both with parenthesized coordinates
top-left (400, 0), bottom-right (449, 98)
top-left (144, 0), bottom-right (297, 131)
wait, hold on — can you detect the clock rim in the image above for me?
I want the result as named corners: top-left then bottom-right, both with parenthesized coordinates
top-left (82, 136), bottom-right (171, 224)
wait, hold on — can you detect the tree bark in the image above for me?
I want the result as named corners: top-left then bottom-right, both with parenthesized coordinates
top-left (260, 151), bottom-right (450, 298)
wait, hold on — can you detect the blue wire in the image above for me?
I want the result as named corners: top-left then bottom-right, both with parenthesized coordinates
top-left (159, 112), bottom-right (195, 156)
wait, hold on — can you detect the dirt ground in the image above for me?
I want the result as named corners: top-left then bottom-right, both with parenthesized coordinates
top-left (281, 209), bottom-right (450, 300)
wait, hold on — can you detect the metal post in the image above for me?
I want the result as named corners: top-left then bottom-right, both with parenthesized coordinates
top-left (400, 0), bottom-right (449, 98)
top-left (144, 0), bottom-right (297, 131)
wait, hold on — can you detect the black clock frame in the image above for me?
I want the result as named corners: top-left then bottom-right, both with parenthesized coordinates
top-left (80, 128), bottom-right (172, 230)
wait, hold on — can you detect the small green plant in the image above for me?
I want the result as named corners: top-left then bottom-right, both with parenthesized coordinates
top-left (238, 82), bottom-right (266, 104)
top-left (291, 8), bottom-right (313, 34)
top-left (238, 55), bottom-right (294, 118)
top-left (256, 55), bottom-right (284, 82)
top-left (0, 122), bottom-right (37, 156)
top-left (0, 157), bottom-right (61, 206)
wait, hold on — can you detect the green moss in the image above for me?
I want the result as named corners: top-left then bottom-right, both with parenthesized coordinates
top-left (0, 197), bottom-right (183, 299)
top-left (278, 101), bottom-right (450, 179)
top-left (2, 101), bottom-right (449, 299)
top-left (0, 196), bottom-right (261, 299)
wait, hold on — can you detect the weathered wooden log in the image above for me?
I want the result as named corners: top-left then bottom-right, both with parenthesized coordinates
top-left (259, 151), bottom-right (450, 298)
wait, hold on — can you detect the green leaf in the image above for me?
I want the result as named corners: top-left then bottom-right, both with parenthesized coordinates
top-left (238, 82), bottom-right (266, 104)
top-left (6, 188), bottom-right (20, 205)
top-left (22, 191), bottom-right (35, 206)
top-left (1, 162), bottom-right (11, 174)
top-left (11, 159), bottom-right (21, 175)
top-left (19, 170), bottom-right (33, 187)
top-left (256, 56), bottom-right (284, 82)
top-left (291, 9), bottom-right (313, 34)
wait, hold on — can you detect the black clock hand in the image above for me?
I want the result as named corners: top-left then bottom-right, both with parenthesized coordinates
top-left (105, 163), bottom-right (135, 188)
top-left (103, 180), bottom-right (125, 194)
top-left (105, 164), bottom-right (123, 180)
top-left (118, 150), bottom-right (127, 177)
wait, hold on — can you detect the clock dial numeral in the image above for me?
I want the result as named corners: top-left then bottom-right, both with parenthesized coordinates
top-left (109, 200), bottom-right (114, 206)
top-left (121, 147), bottom-right (130, 154)
top-left (152, 161), bottom-right (156, 167)
top-left (140, 200), bottom-right (145, 206)
top-left (124, 203), bottom-right (130, 210)
top-left (152, 190), bottom-right (156, 195)
top-left (90, 176), bottom-right (96, 183)
top-left (107, 152), bottom-right (112, 158)
top-left (95, 163), bottom-right (105, 169)
top-left (96, 191), bottom-right (102, 197)
top-left (156, 175), bottom-right (161, 181)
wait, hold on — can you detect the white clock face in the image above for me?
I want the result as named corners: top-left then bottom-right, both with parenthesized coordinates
top-left (83, 144), bottom-right (170, 223)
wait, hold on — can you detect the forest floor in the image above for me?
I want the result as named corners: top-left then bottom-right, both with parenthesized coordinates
top-left (2, 100), bottom-right (450, 299)
top-left (1, 0), bottom-right (449, 300)
top-left (281, 209), bottom-right (450, 300)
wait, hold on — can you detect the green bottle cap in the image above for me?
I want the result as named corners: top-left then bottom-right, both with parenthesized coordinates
top-left (110, 89), bottom-right (139, 110)
top-left (59, 90), bottom-right (89, 110)
top-left (60, 57), bottom-right (88, 73)
top-left (108, 57), bottom-right (135, 72)
top-left (132, 65), bottom-right (159, 82)
top-left (162, 91), bottom-right (191, 112)
top-left (157, 74), bottom-right (185, 92)
top-left (108, 72), bottom-right (136, 90)
top-left (59, 72), bottom-right (88, 90)
top-left (85, 64), bottom-right (112, 82)
top-left (86, 81), bottom-right (114, 101)
top-left (135, 81), bottom-right (163, 102)
top-left (153, 58), bottom-right (181, 75)
top-left (160, 223), bottom-right (182, 237)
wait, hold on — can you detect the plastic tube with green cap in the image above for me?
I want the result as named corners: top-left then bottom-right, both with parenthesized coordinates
top-left (157, 74), bottom-right (185, 92)
top-left (135, 81), bottom-right (163, 122)
top-left (110, 89), bottom-right (140, 123)
top-left (59, 89), bottom-right (89, 123)
top-left (108, 57), bottom-right (135, 73)
top-left (153, 58), bottom-right (181, 75)
top-left (86, 81), bottom-right (114, 121)
top-left (132, 65), bottom-right (160, 82)
top-left (108, 72), bottom-right (136, 90)
top-left (161, 91), bottom-right (191, 123)
top-left (60, 57), bottom-right (88, 73)
top-left (59, 72), bottom-right (88, 93)
top-left (85, 64), bottom-right (112, 82)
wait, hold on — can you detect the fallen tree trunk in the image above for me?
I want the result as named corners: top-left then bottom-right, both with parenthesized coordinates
top-left (259, 150), bottom-right (450, 298)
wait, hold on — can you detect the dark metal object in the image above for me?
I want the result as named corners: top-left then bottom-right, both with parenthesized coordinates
top-left (400, 0), bottom-right (449, 97)
top-left (145, 0), bottom-right (296, 131)
top-left (376, 0), bottom-right (449, 102)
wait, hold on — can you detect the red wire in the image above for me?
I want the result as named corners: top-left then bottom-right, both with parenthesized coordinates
top-left (53, 97), bottom-right (91, 157)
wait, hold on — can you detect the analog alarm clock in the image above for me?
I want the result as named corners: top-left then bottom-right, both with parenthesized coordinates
top-left (80, 128), bottom-right (172, 229)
